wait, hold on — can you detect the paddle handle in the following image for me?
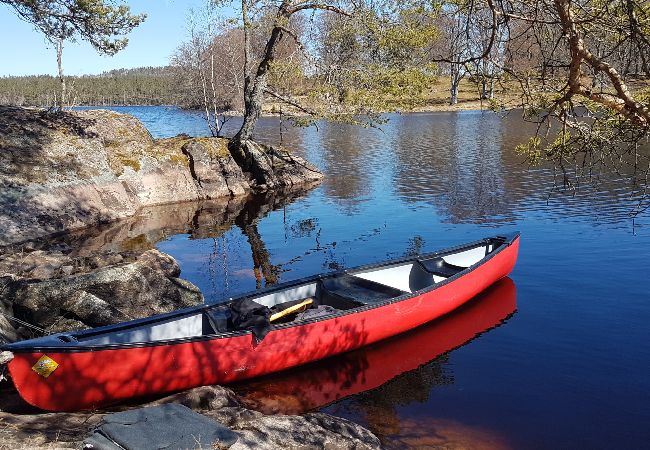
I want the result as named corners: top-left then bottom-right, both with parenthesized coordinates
top-left (270, 299), bottom-right (313, 322)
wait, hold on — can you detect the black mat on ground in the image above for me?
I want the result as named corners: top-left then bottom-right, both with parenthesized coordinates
top-left (83, 403), bottom-right (239, 449)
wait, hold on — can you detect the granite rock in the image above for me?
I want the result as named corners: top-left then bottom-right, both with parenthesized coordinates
top-left (3, 249), bottom-right (203, 335)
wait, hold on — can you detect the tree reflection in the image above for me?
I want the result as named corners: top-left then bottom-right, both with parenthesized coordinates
top-left (236, 219), bottom-right (280, 288)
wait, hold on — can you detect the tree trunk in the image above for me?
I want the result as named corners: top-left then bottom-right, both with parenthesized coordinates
top-left (450, 64), bottom-right (462, 105)
top-left (235, 28), bottom-right (286, 143)
top-left (210, 51), bottom-right (222, 137)
top-left (56, 39), bottom-right (66, 111)
top-left (450, 77), bottom-right (459, 105)
top-left (234, 4), bottom-right (290, 145)
top-left (481, 77), bottom-right (495, 100)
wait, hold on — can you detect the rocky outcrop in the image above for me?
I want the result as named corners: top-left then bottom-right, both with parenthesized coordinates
top-left (0, 385), bottom-right (382, 449)
top-left (233, 139), bottom-right (324, 191)
top-left (0, 188), bottom-right (316, 343)
top-left (0, 107), bottom-right (322, 246)
top-left (181, 138), bottom-right (250, 197)
top-left (122, 386), bottom-right (382, 450)
top-left (1, 249), bottom-right (203, 338)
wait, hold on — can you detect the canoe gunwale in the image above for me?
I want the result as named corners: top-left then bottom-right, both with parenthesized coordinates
top-left (2, 232), bottom-right (520, 354)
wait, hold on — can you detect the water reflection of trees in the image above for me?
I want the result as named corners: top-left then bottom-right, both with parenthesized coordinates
top-left (234, 196), bottom-right (284, 288)
top-left (9, 187), bottom-right (319, 293)
top-left (389, 112), bottom-right (650, 224)
top-left (314, 121), bottom-right (370, 210)
top-left (392, 112), bottom-right (518, 224)
top-left (351, 356), bottom-right (453, 437)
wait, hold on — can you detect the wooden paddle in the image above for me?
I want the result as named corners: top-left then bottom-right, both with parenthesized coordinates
top-left (270, 298), bottom-right (314, 322)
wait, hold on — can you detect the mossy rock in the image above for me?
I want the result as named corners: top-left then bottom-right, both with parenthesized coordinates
top-left (117, 156), bottom-right (142, 172)
top-left (205, 138), bottom-right (231, 159)
top-left (188, 137), bottom-right (231, 159)
top-left (151, 136), bottom-right (193, 166)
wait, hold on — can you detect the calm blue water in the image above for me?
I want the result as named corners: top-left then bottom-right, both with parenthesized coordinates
top-left (81, 106), bottom-right (650, 449)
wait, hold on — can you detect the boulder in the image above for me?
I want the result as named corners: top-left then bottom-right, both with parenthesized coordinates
top-left (60, 291), bottom-right (129, 325)
top-left (0, 315), bottom-right (17, 343)
top-left (230, 413), bottom-right (381, 450)
top-left (150, 385), bottom-right (243, 411)
top-left (44, 318), bottom-right (89, 335)
top-left (0, 249), bottom-right (139, 281)
top-left (4, 249), bottom-right (203, 333)
top-left (134, 249), bottom-right (180, 277)
top-left (182, 138), bottom-right (250, 197)
top-left (0, 276), bottom-right (17, 343)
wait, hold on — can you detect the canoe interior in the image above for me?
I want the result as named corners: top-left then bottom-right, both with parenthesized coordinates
top-left (11, 237), bottom-right (504, 348)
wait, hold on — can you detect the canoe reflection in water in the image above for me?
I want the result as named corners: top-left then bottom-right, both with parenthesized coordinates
top-left (235, 277), bottom-right (517, 415)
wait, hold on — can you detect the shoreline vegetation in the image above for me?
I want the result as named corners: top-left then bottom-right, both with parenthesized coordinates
top-left (11, 69), bottom-right (644, 114)
top-left (3, 70), bottom-right (648, 118)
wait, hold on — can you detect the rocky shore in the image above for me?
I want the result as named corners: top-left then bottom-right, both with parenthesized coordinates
top-left (0, 106), bottom-right (322, 342)
top-left (0, 385), bottom-right (381, 449)
top-left (0, 106), bottom-right (322, 246)
top-left (0, 188), bottom-right (314, 343)
top-left (0, 108), bottom-right (384, 449)
top-left (0, 196), bottom-right (386, 448)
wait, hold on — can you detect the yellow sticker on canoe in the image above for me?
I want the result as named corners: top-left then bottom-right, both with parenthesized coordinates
top-left (32, 355), bottom-right (59, 378)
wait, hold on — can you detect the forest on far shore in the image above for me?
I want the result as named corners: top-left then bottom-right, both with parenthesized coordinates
top-left (0, 66), bottom-right (531, 111)
top-left (0, 67), bottom-right (178, 107)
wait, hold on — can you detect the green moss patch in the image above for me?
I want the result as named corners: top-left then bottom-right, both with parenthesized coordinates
top-left (117, 156), bottom-right (141, 172)
top-left (151, 136), bottom-right (192, 166)
top-left (204, 138), bottom-right (231, 159)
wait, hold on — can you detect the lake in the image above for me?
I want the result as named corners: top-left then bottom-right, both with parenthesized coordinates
top-left (74, 106), bottom-right (650, 449)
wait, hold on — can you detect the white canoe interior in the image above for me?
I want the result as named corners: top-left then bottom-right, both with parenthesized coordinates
top-left (352, 244), bottom-right (492, 292)
top-left (37, 240), bottom-right (498, 346)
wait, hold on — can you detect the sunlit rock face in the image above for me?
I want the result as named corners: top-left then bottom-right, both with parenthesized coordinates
top-left (0, 107), bottom-right (322, 246)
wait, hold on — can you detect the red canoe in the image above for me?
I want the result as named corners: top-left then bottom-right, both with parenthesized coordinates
top-left (236, 277), bottom-right (517, 414)
top-left (3, 232), bottom-right (520, 411)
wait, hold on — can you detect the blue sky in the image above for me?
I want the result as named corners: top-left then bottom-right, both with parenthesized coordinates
top-left (0, 0), bottom-right (222, 76)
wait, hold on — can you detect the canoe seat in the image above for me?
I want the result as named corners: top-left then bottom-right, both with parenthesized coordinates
top-left (417, 257), bottom-right (465, 278)
top-left (203, 306), bottom-right (232, 334)
top-left (318, 274), bottom-right (406, 305)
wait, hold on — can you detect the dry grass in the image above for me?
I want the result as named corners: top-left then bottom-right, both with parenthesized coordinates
top-left (262, 78), bottom-right (525, 116)
top-left (265, 77), bottom-right (649, 115)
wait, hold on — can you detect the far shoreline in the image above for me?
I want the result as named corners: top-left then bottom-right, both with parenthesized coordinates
top-left (64, 99), bottom-right (507, 117)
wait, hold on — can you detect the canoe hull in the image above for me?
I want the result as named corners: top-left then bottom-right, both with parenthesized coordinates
top-left (7, 235), bottom-right (519, 411)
